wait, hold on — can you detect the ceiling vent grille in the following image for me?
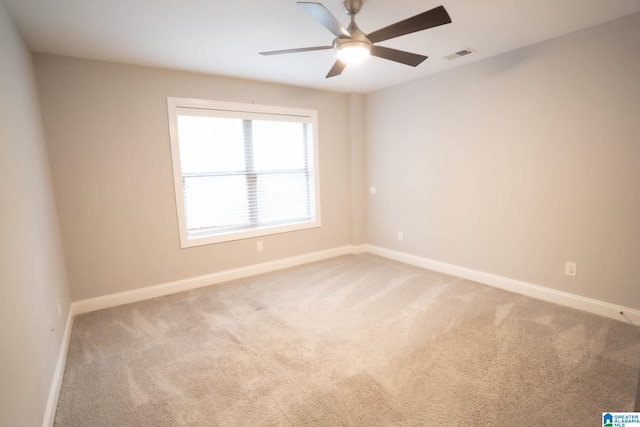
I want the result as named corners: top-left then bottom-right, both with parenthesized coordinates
top-left (444, 49), bottom-right (475, 60)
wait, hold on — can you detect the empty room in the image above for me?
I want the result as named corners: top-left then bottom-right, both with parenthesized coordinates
top-left (1, 0), bottom-right (639, 425)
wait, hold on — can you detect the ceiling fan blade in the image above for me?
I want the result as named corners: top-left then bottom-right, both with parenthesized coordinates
top-left (370, 46), bottom-right (427, 67)
top-left (298, 2), bottom-right (351, 38)
top-left (260, 46), bottom-right (332, 56)
top-left (326, 60), bottom-right (346, 78)
top-left (367, 5), bottom-right (451, 44)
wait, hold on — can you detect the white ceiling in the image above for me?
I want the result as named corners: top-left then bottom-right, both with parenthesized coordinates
top-left (5, 0), bottom-right (640, 93)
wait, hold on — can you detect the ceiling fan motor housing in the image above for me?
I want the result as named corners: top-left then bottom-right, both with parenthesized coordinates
top-left (333, 33), bottom-right (372, 52)
top-left (333, 17), bottom-right (372, 63)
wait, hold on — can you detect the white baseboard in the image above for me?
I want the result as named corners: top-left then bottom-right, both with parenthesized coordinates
top-left (70, 243), bottom-right (640, 324)
top-left (72, 245), bottom-right (355, 315)
top-left (42, 306), bottom-right (74, 427)
top-left (361, 244), bottom-right (640, 325)
top-left (70, 242), bottom-right (640, 324)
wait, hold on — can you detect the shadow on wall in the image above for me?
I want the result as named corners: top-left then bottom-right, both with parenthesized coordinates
top-left (635, 368), bottom-right (640, 411)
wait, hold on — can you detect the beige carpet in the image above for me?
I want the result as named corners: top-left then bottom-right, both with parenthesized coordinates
top-left (55, 254), bottom-right (640, 426)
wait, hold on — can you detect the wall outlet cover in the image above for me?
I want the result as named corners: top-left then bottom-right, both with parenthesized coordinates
top-left (565, 262), bottom-right (577, 277)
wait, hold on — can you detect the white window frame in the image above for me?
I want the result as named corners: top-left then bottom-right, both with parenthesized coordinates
top-left (167, 97), bottom-right (321, 248)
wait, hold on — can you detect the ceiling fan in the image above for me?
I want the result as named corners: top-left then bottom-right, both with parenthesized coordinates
top-left (260, 0), bottom-right (452, 78)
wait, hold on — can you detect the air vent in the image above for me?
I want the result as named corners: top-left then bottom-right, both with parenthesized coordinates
top-left (444, 49), bottom-right (475, 60)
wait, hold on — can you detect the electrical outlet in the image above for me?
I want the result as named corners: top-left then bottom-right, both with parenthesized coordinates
top-left (398, 232), bottom-right (403, 241)
top-left (57, 299), bottom-right (62, 318)
top-left (257, 241), bottom-right (264, 252)
top-left (565, 262), bottom-right (577, 277)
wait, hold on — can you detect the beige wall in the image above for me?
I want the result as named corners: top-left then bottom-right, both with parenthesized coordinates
top-left (25, 7), bottom-right (640, 313)
top-left (365, 13), bottom-right (640, 309)
top-left (0, 2), bottom-right (71, 426)
top-left (34, 54), bottom-right (354, 301)
top-left (348, 93), bottom-right (367, 245)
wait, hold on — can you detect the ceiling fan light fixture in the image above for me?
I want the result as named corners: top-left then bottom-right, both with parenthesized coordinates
top-left (336, 41), bottom-right (371, 64)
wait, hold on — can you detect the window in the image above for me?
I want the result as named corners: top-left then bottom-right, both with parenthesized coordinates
top-left (167, 98), bottom-right (321, 247)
